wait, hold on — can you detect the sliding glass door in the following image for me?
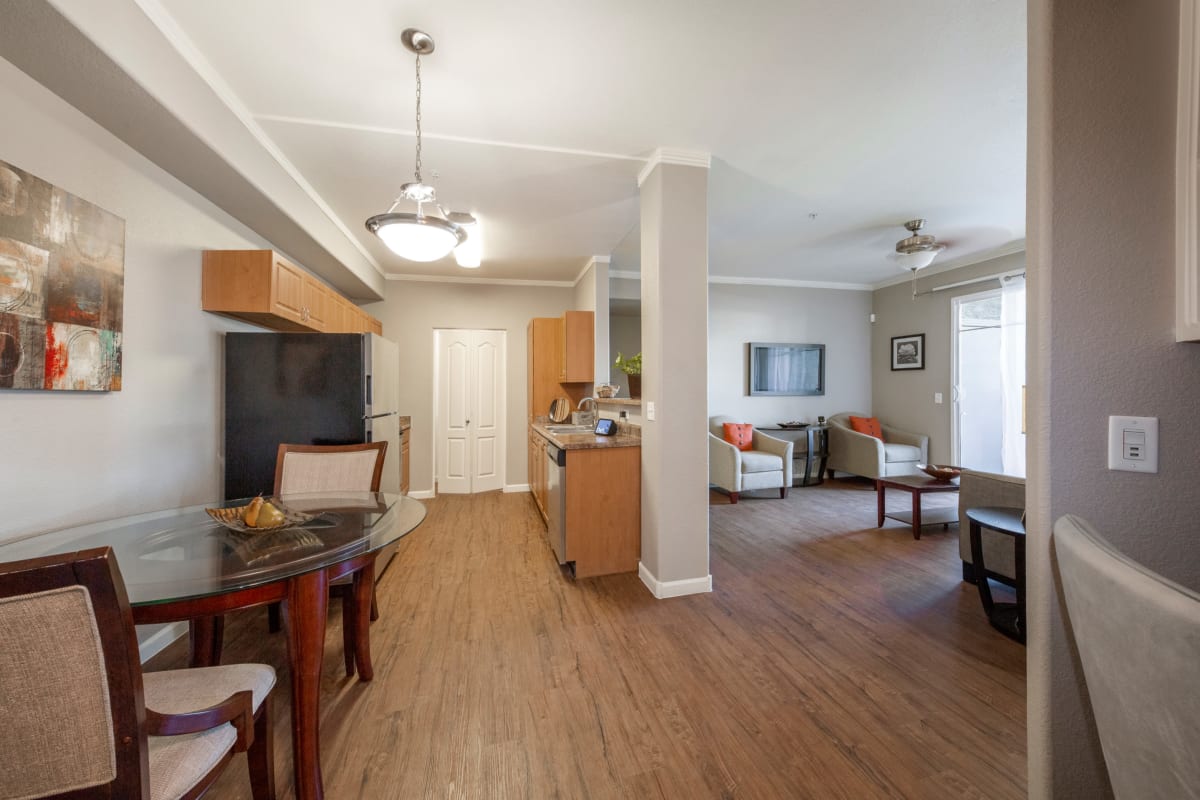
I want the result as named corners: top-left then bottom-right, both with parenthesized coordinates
top-left (952, 279), bottom-right (1026, 476)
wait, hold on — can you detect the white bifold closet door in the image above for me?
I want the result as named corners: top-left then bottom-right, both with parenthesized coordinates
top-left (435, 329), bottom-right (506, 494)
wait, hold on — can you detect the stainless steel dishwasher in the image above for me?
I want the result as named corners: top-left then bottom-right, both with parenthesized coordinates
top-left (545, 443), bottom-right (567, 563)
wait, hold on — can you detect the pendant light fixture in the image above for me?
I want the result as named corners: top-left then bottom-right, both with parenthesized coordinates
top-left (365, 29), bottom-right (471, 263)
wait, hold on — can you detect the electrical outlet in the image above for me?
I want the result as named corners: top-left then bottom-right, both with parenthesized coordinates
top-left (646, 401), bottom-right (656, 421)
top-left (1107, 415), bottom-right (1158, 473)
top-left (934, 392), bottom-right (943, 404)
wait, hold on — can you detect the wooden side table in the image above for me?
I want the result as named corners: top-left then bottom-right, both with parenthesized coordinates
top-left (965, 506), bottom-right (1026, 644)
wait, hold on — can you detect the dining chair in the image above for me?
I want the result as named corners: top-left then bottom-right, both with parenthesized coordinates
top-left (0, 547), bottom-right (276, 800)
top-left (1053, 514), bottom-right (1200, 800)
top-left (274, 441), bottom-right (389, 679)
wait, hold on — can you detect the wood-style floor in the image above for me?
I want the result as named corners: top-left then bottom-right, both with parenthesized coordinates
top-left (148, 479), bottom-right (1026, 799)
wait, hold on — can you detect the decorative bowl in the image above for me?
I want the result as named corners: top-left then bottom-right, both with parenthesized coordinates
top-left (596, 383), bottom-right (620, 398)
top-left (777, 421), bottom-right (809, 429)
top-left (205, 500), bottom-right (314, 534)
top-left (917, 464), bottom-right (962, 482)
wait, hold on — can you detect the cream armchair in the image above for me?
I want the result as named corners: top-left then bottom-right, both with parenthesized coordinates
top-left (708, 415), bottom-right (793, 503)
top-left (957, 469), bottom-right (1025, 584)
top-left (826, 412), bottom-right (928, 481)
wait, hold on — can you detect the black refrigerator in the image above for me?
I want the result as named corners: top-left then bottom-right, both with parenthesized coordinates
top-left (223, 332), bottom-right (400, 500)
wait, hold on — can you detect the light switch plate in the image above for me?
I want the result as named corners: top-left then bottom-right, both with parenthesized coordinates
top-left (934, 392), bottom-right (943, 404)
top-left (646, 401), bottom-right (656, 421)
top-left (1107, 415), bottom-right (1158, 473)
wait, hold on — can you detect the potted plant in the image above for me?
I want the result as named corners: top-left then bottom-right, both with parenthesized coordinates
top-left (614, 351), bottom-right (642, 398)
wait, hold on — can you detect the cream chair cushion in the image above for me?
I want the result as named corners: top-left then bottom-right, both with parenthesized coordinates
top-left (884, 443), bottom-right (923, 463)
top-left (740, 451), bottom-right (785, 474)
top-left (142, 664), bottom-right (275, 800)
top-left (278, 450), bottom-right (381, 494)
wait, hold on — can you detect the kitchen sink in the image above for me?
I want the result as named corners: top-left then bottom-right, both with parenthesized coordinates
top-left (545, 424), bottom-right (594, 432)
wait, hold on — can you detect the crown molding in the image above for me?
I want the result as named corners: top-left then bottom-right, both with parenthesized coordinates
top-left (132, 0), bottom-right (384, 276)
top-left (871, 240), bottom-right (1027, 290)
top-left (637, 148), bottom-right (712, 187)
top-left (385, 272), bottom-right (575, 288)
top-left (709, 275), bottom-right (874, 291)
top-left (572, 255), bottom-right (611, 286)
top-left (605, 270), bottom-right (871, 291)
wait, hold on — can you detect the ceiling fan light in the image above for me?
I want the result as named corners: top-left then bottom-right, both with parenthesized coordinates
top-left (896, 249), bottom-right (940, 272)
top-left (366, 213), bottom-right (464, 262)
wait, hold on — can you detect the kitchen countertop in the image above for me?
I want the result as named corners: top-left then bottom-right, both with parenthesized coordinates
top-left (531, 422), bottom-right (641, 450)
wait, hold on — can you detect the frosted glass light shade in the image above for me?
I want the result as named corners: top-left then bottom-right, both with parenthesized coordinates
top-left (896, 250), bottom-right (940, 272)
top-left (365, 213), bottom-right (465, 262)
top-left (453, 218), bottom-right (481, 268)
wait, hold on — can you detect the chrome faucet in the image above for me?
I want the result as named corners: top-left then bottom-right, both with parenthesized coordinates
top-left (576, 396), bottom-right (598, 426)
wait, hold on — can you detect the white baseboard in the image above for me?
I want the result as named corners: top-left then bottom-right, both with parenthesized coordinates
top-left (503, 483), bottom-right (530, 493)
top-left (138, 621), bottom-right (188, 664)
top-left (638, 562), bottom-right (713, 599)
top-left (407, 489), bottom-right (436, 499)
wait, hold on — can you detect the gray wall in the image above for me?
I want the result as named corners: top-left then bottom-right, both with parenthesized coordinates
top-left (0, 55), bottom-right (266, 544)
top-left (364, 281), bottom-right (576, 494)
top-left (871, 252), bottom-right (1026, 464)
top-left (1028, 0), bottom-right (1200, 797)
top-left (708, 284), bottom-right (873, 425)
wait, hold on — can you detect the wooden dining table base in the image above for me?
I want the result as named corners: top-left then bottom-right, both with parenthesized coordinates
top-left (141, 552), bottom-right (377, 800)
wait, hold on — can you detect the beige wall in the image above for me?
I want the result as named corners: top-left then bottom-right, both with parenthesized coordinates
top-left (639, 162), bottom-right (710, 587)
top-left (871, 252), bottom-right (1026, 464)
top-left (363, 281), bottom-right (576, 494)
top-left (0, 56), bottom-right (267, 544)
top-left (1028, 0), bottom-right (1200, 797)
top-left (709, 284), bottom-right (873, 426)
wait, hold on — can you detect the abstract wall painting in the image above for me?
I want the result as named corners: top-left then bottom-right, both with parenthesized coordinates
top-left (0, 159), bottom-right (124, 391)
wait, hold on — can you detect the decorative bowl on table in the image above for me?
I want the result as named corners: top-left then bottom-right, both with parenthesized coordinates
top-left (777, 421), bottom-right (809, 429)
top-left (917, 464), bottom-right (962, 482)
top-left (205, 499), bottom-right (314, 534)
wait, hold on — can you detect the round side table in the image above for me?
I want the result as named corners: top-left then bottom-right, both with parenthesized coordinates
top-left (965, 506), bottom-right (1026, 644)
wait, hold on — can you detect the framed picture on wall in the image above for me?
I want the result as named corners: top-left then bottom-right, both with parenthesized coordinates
top-left (890, 333), bottom-right (925, 371)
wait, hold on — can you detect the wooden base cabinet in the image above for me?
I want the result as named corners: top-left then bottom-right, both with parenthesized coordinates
top-left (565, 446), bottom-right (640, 578)
top-left (529, 429), bottom-right (548, 521)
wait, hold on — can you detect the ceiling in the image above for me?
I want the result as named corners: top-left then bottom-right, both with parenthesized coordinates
top-left (151, 0), bottom-right (1026, 286)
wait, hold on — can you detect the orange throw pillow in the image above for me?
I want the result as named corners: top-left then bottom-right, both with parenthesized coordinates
top-left (848, 415), bottom-right (884, 441)
top-left (722, 422), bottom-right (755, 452)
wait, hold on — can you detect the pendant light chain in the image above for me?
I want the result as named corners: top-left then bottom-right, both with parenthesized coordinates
top-left (413, 52), bottom-right (423, 183)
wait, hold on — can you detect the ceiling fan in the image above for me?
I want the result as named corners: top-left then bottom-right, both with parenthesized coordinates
top-left (892, 218), bottom-right (948, 272)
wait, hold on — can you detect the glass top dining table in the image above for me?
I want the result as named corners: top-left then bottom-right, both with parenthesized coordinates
top-left (0, 491), bottom-right (427, 800)
top-left (0, 492), bottom-right (426, 605)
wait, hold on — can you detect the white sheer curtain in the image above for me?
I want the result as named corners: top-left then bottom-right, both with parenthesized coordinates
top-left (1000, 276), bottom-right (1026, 476)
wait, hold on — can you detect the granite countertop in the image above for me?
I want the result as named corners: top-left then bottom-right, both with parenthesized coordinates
top-left (530, 422), bottom-right (641, 450)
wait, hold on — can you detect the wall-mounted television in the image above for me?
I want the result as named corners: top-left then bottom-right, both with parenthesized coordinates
top-left (748, 342), bottom-right (825, 396)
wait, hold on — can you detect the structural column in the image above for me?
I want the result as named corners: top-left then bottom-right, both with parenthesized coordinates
top-left (637, 149), bottom-right (711, 597)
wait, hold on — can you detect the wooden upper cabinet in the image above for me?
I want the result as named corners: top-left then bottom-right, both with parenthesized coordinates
top-left (302, 280), bottom-right (330, 331)
top-left (202, 250), bottom-right (384, 335)
top-left (559, 310), bottom-right (594, 383)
